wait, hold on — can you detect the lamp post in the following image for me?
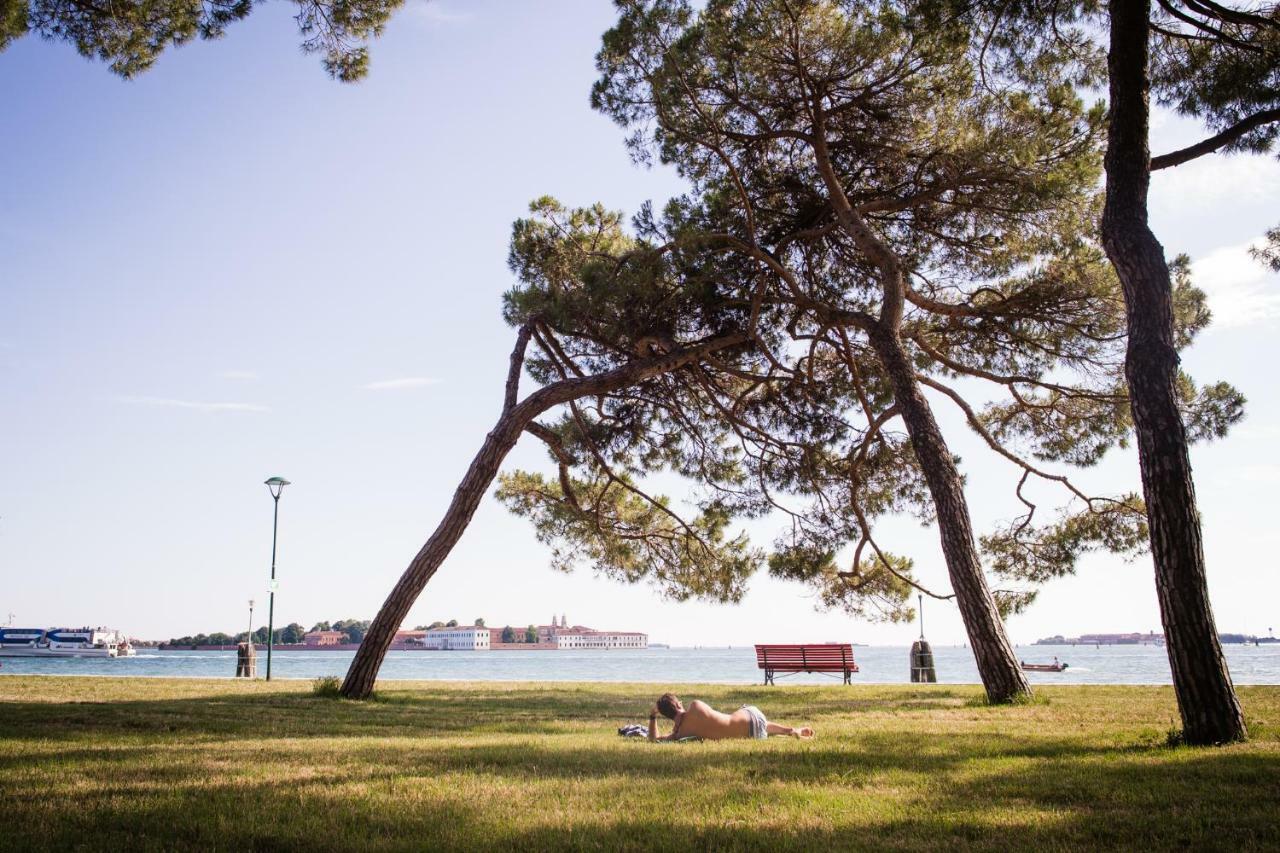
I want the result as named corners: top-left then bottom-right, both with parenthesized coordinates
top-left (264, 476), bottom-right (290, 680)
top-left (247, 599), bottom-right (255, 645)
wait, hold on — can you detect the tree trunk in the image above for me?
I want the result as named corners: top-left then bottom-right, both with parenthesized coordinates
top-left (340, 415), bottom-right (530, 698)
top-left (869, 325), bottom-right (1031, 703)
top-left (1100, 0), bottom-right (1245, 744)
top-left (341, 333), bottom-right (747, 699)
top-left (810, 119), bottom-right (1028, 701)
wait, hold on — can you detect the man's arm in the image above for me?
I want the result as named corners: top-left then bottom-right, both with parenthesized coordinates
top-left (648, 707), bottom-right (681, 742)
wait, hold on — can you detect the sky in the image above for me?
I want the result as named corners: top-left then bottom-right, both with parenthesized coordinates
top-left (2, 1), bottom-right (1278, 648)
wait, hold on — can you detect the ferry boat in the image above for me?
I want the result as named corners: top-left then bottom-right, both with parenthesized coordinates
top-left (0, 627), bottom-right (136, 658)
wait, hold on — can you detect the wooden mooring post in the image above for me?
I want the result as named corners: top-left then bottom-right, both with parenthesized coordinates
top-left (910, 595), bottom-right (937, 683)
top-left (235, 641), bottom-right (258, 678)
top-left (910, 639), bottom-right (937, 683)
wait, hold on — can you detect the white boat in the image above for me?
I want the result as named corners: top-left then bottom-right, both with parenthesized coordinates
top-left (0, 627), bottom-right (136, 658)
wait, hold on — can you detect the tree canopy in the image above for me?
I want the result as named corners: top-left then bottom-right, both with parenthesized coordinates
top-left (342, 0), bottom-right (1252, 702)
top-left (494, 0), bottom-right (1241, 701)
top-left (0, 0), bottom-right (405, 79)
top-left (965, 0), bottom-right (1279, 741)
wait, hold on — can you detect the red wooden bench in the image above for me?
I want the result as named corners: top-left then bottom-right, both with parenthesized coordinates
top-left (755, 643), bottom-right (859, 685)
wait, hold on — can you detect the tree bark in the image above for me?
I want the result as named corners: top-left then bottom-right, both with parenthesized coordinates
top-left (1100, 0), bottom-right (1246, 744)
top-left (869, 325), bottom-right (1032, 703)
top-left (810, 113), bottom-right (1029, 702)
top-left (341, 333), bottom-right (747, 699)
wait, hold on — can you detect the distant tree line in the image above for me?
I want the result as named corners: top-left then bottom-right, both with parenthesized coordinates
top-left (308, 619), bottom-right (373, 643)
top-left (496, 625), bottom-right (541, 644)
top-left (412, 619), bottom-right (488, 630)
top-left (165, 618), bottom-right (372, 647)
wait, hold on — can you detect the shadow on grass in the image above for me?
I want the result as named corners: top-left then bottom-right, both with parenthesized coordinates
top-left (3, 746), bottom-right (1277, 851)
top-left (3, 684), bottom-right (1278, 850)
top-left (0, 684), bottom-right (976, 745)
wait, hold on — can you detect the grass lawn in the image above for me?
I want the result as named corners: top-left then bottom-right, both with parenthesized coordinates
top-left (1, 677), bottom-right (1277, 851)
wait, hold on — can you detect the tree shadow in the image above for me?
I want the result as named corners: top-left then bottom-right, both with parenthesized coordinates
top-left (3, 746), bottom-right (1276, 851)
top-left (1, 682), bottom-right (972, 744)
top-left (3, 683), bottom-right (1277, 850)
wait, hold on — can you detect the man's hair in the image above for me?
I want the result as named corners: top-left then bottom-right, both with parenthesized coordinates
top-left (656, 692), bottom-right (680, 719)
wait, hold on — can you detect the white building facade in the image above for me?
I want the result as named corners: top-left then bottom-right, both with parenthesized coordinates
top-left (423, 627), bottom-right (491, 650)
top-left (554, 631), bottom-right (647, 649)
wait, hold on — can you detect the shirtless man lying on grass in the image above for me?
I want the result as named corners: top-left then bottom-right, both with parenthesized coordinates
top-left (647, 692), bottom-right (814, 741)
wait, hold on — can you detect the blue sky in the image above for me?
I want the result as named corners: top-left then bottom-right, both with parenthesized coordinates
top-left (2, 1), bottom-right (1278, 647)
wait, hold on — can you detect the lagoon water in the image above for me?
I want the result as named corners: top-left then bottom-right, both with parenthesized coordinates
top-left (2, 643), bottom-right (1279, 685)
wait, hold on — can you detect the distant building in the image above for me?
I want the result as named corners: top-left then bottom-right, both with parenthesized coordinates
top-left (422, 626), bottom-right (490, 650)
top-left (534, 615), bottom-right (647, 649)
top-left (428, 617), bottom-right (647, 649)
top-left (393, 629), bottom-right (428, 646)
top-left (1034, 632), bottom-right (1164, 646)
top-left (553, 630), bottom-right (647, 649)
top-left (304, 630), bottom-right (347, 647)
top-left (1076, 632), bottom-right (1163, 645)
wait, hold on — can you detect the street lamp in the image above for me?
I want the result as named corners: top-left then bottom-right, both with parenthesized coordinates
top-left (264, 476), bottom-right (290, 680)
top-left (247, 599), bottom-right (255, 646)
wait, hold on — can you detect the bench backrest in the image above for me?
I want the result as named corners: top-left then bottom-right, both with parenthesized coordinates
top-left (754, 643), bottom-right (854, 669)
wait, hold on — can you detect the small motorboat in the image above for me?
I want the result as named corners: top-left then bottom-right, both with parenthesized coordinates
top-left (1021, 660), bottom-right (1068, 672)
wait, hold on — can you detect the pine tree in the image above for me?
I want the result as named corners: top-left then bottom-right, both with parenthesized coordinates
top-left (0, 0), bottom-right (405, 80)
top-left (953, 0), bottom-right (1278, 743)
top-left (340, 0), bottom-right (1243, 701)
top-left (1098, 0), bottom-right (1277, 745)
top-left (575, 0), bottom-right (1118, 701)
top-left (337, 221), bottom-right (755, 697)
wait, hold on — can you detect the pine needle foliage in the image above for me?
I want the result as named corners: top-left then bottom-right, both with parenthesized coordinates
top-left (495, 0), bottom-right (1242, 626)
top-left (0, 0), bottom-right (402, 80)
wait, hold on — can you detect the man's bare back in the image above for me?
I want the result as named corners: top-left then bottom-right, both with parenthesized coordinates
top-left (647, 693), bottom-right (814, 741)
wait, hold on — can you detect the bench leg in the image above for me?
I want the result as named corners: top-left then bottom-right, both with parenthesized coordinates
top-left (765, 668), bottom-right (774, 686)
top-left (843, 668), bottom-right (851, 685)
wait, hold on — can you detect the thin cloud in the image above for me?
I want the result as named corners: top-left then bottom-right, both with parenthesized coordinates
top-left (117, 396), bottom-right (270, 413)
top-left (406, 0), bottom-right (472, 26)
top-left (1234, 463), bottom-right (1280, 484)
top-left (1152, 154), bottom-right (1280, 206)
top-left (1190, 237), bottom-right (1280, 329)
top-left (364, 377), bottom-right (442, 391)
top-left (217, 370), bottom-right (259, 381)
top-left (1232, 423), bottom-right (1280, 441)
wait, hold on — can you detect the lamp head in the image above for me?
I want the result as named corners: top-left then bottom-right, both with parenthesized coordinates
top-left (264, 476), bottom-right (291, 499)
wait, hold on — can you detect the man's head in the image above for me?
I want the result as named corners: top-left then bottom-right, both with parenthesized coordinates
top-left (656, 692), bottom-right (682, 719)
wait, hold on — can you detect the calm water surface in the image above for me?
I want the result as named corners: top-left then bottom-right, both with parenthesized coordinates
top-left (2, 643), bottom-right (1278, 685)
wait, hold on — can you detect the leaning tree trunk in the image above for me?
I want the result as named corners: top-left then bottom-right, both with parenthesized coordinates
top-left (341, 334), bottom-right (747, 699)
top-left (870, 326), bottom-right (1032, 703)
top-left (808, 123), bottom-right (1028, 701)
top-left (1100, 0), bottom-right (1245, 744)
top-left (340, 413), bottom-right (531, 698)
